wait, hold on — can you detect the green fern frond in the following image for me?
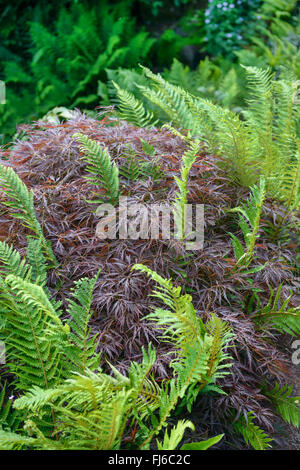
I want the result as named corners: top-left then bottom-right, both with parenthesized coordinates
top-left (116, 65), bottom-right (299, 207)
top-left (156, 419), bottom-right (194, 450)
top-left (119, 155), bottom-right (142, 181)
top-left (242, 65), bottom-right (274, 126)
top-left (0, 428), bottom-right (39, 450)
top-left (5, 275), bottom-right (64, 329)
top-left (113, 81), bottom-right (157, 128)
top-left (139, 339), bottom-right (227, 450)
top-left (132, 264), bottom-right (233, 379)
top-left (139, 65), bottom-right (196, 132)
top-left (229, 178), bottom-right (266, 268)
top-left (0, 165), bottom-right (57, 266)
top-left (26, 237), bottom-right (48, 285)
top-left (173, 138), bottom-right (200, 240)
top-left (126, 344), bottom-right (161, 418)
top-left (73, 133), bottom-right (119, 205)
top-left (277, 143), bottom-right (300, 211)
top-left (205, 313), bottom-right (235, 379)
top-left (54, 389), bottom-right (131, 450)
top-left (0, 241), bottom-right (31, 280)
top-left (132, 264), bottom-right (204, 351)
top-left (131, 264), bottom-right (233, 449)
top-left (66, 273), bottom-right (101, 373)
top-left (181, 433), bottom-right (224, 450)
top-left (265, 383), bottom-right (300, 427)
top-left (0, 383), bottom-right (23, 433)
top-left (1, 274), bottom-right (67, 392)
top-left (254, 284), bottom-right (300, 335)
top-left (234, 412), bottom-right (273, 450)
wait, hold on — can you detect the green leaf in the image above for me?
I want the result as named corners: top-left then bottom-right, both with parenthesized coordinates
top-left (181, 433), bottom-right (224, 450)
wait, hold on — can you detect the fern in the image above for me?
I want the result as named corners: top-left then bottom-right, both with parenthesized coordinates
top-left (7, 346), bottom-right (159, 450)
top-left (2, 273), bottom-right (67, 392)
top-left (0, 1), bottom-right (156, 142)
top-left (253, 284), bottom-right (300, 336)
top-left (265, 383), bottom-right (300, 427)
top-left (0, 165), bottom-right (57, 266)
top-left (133, 265), bottom-right (234, 426)
top-left (138, 65), bottom-right (196, 132)
top-left (229, 178), bottom-right (266, 269)
top-left (132, 264), bottom-right (205, 352)
top-left (132, 263), bottom-right (234, 449)
top-left (65, 273), bottom-right (101, 374)
top-left (137, 349), bottom-right (209, 449)
top-left (113, 82), bottom-right (158, 128)
top-left (0, 241), bottom-right (67, 399)
top-left (0, 262), bottom-right (234, 450)
top-left (173, 138), bottom-right (200, 240)
top-left (73, 133), bottom-right (119, 205)
top-left (133, 264), bottom-right (234, 374)
top-left (0, 383), bottom-right (23, 433)
top-left (119, 154), bottom-right (142, 181)
top-left (26, 237), bottom-right (48, 285)
top-left (118, 65), bottom-right (300, 207)
top-left (118, 141), bottom-right (162, 182)
top-left (180, 433), bottom-right (224, 450)
top-left (156, 419), bottom-right (194, 450)
top-left (0, 241), bottom-right (32, 281)
top-left (234, 412), bottom-right (273, 450)
top-left (0, 427), bottom-right (41, 450)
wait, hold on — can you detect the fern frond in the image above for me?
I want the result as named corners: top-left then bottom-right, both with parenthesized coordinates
top-left (0, 241), bottom-right (31, 280)
top-left (242, 65), bottom-right (274, 128)
top-left (55, 390), bottom-right (131, 450)
top-left (66, 273), bottom-right (101, 373)
top-left (180, 433), bottom-right (224, 450)
top-left (184, 95), bottom-right (259, 186)
top-left (1, 274), bottom-right (67, 392)
top-left (126, 344), bottom-right (160, 418)
top-left (132, 264), bottom-right (233, 379)
top-left (139, 344), bottom-right (215, 450)
top-left (0, 165), bottom-right (57, 266)
top-left (205, 313), bottom-right (235, 379)
top-left (131, 264), bottom-right (233, 449)
top-left (73, 133), bottom-right (119, 205)
top-left (139, 65), bottom-right (196, 132)
top-left (119, 152), bottom-right (142, 181)
top-left (117, 65), bottom-right (299, 206)
top-left (132, 264), bottom-right (204, 351)
top-left (0, 428), bottom-right (38, 450)
top-left (113, 81), bottom-right (158, 128)
top-left (26, 237), bottom-right (48, 285)
top-left (229, 178), bottom-right (266, 268)
top-left (5, 275), bottom-right (64, 329)
top-left (254, 284), bottom-right (300, 336)
top-left (14, 370), bottom-right (133, 450)
top-left (234, 412), bottom-right (273, 450)
top-left (265, 383), bottom-right (300, 427)
top-left (173, 138), bottom-right (200, 240)
top-left (156, 419), bottom-right (194, 450)
top-left (277, 143), bottom-right (300, 211)
top-left (0, 383), bottom-right (23, 433)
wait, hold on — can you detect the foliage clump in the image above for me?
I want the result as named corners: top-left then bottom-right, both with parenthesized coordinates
top-left (0, 109), bottom-right (299, 449)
